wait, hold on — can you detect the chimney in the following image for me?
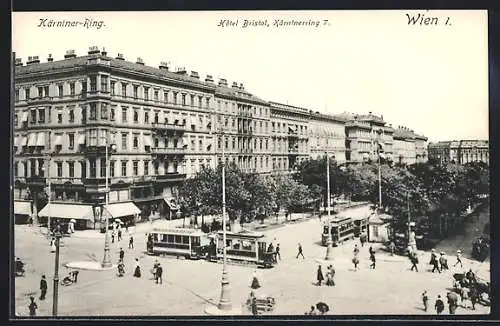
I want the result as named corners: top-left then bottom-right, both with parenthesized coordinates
top-left (190, 71), bottom-right (200, 79)
top-left (205, 75), bottom-right (214, 83)
top-left (176, 67), bottom-right (187, 75)
top-left (26, 56), bottom-right (40, 65)
top-left (239, 83), bottom-right (244, 90)
top-left (15, 58), bottom-right (23, 66)
top-left (231, 81), bottom-right (239, 89)
top-left (368, 111), bottom-right (372, 115)
top-left (101, 47), bottom-right (107, 56)
top-left (381, 114), bottom-right (384, 120)
top-left (64, 49), bottom-right (77, 59)
top-left (88, 46), bottom-right (100, 55)
top-left (47, 54), bottom-right (53, 62)
top-left (115, 53), bottom-right (125, 61)
top-left (136, 57), bottom-right (144, 65)
top-left (218, 78), bottom-right (228, 87)
top-left (159, 62), bottom-right (169, 70)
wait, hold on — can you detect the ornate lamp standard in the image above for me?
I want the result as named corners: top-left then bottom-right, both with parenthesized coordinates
top-left (324, 152), bottom-right (335, 261)
top-left (205, 131), bottom-right (239, 315)
top-left (52, 222), bottom-right (62, 316)
top-left (101, 136), bottom-right (117, 268)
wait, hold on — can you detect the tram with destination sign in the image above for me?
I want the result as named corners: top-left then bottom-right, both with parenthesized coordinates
top-left (208, 230), bottom-right (277, 268)
top-left (147, 228), bottom-right (211, 259)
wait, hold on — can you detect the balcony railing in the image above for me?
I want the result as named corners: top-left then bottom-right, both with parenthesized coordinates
top-left (27, 96), bottom-right (53, 104)
top-left (84, 145), bottom-right (107, 156)
top-left (155, 173), bottom-right (186, 182)
top-left (151, 147), bottom-right (186, 156)
top-left (151, 122), bottom-right (186, 132)
top-left (288, 147), bottom-right (299, 154)
top-left (83, 177), bottom-right (107, 186)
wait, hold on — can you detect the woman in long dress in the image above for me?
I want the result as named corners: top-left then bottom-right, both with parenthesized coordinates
top-left (250, 270), bottom-right (261, 289)
top-left (50, 238), bottom-right (56, 253)
top-left (133, 258), bottom-right (141, 278)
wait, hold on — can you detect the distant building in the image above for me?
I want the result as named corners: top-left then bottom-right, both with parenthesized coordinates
top-left (428, 140), bottom-right (489, 165)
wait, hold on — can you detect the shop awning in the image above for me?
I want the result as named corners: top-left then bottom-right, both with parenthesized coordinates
top-left (38, 203), bottom-right (94, 220)
top-left (77, 134), bottom-right (86, 145)
top-left (20, 136), bottom-right (28, 146)
top-left (104, 202), bottom-right (141, 218)
top-left (163, 197), bottom-right (179, 210)
top-left (21, 112), bottom-right (28, 122)
top-left (27, 133), bottom-right (37, 146)
top-left (36, 132), bottom-right (45, 146)
top-left (54, 135), bottom-right (63, 145)
top-left (14, 200), bottom-right (32, 215)
top-left (143, 135), bottom-right (153, 147)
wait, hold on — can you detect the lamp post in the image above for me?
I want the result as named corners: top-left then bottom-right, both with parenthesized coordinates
top-left (52, 222), bottom-right (62, 316)
top-left (101, 135), bottom-right (116, 268)
top-left (44, 153), bottom-right (53, 233)
top-left (324, 152), bottom-right (334, 261)
top-left (218, 131), bottom-right (232, 311)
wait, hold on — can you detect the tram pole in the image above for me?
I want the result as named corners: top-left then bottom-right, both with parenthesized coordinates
top-left (324, 152), bottom-right (334, 261)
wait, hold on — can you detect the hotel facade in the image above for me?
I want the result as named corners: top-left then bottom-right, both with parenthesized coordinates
top-left (428, 140), bottom-right (489, 165)
top-left (12, 48), bottom-right (428, 227)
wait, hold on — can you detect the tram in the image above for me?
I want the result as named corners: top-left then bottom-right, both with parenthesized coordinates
top-left (146, 227), bottom-right (211, 259)
top-left (321, 216), bottom-right (355, 246)
top-left (209, 229), bottom-right (276, 268)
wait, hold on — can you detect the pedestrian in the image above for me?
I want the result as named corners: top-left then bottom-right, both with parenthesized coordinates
top-left (369, 245), bottom-right (374, 256)
top-left (326, 265), bottom-right (335, 286)
top-left (353, 244), bottom-right (360, 256)
top-left (316, 265), bottom-right (324, 286)
top-left (118, 228), bottom-right (122, 242)
top-left (454, 250), bottom-right (463, 268)
top-left (129, 235), bottom-right (134, 249)
top-left (352, 255), bottom-right (360, 271)
top-left (469, 285), bottom-right (477, 310)
top-left (275, 243), bottom-right (281, 261)
top-left (71, 270), bottom-right (79, 283)
top-left (133, 258), bottom-right (141, 278)
top-left (296, 243), bottom-right (305, 259)
top-left (111, 231), bottom-right (115, 243)
top-left (39, 275), bottom-right (47, 300)
top-left (447, 292), bottom-right (457, 314)
top-left (119, 248), bottom-right (125, 261)
top-left (250, 270), bottom-right (261, 289)
top-left (439, 252), bottom-right (448, 271)
top-left (152, 260), bottom-right (159, 282)
top-left (389, 241), bottom-right (395, 256)
top-left (28, 296), bottom-right (38, 317)
top-left (435, 295), bottom-right (444, 314)
top-left (431, 250), bottom-right (441, 273)
top-left (306, 305), bottom-right (317, 315)
top-left (370, 252), bottom-right (376, 269)
top-left (250, 292), bottom-right (258, 316)
top-left (125, 222), bottom-right (129, 233)
top-left (422, 290), bottom-right (429, 312)
top-left (50, 238), bottom-right (56, 253)
top-left (156, 263), bottom-right (163, 284)
top-left (410, 252), bottom-right (419, 272)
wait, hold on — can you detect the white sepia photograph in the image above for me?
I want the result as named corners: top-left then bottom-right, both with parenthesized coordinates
top-left (11, 10), bottom-right (490, 318)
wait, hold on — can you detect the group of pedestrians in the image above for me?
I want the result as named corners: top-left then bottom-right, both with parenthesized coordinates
top-left (422, 290), bottom-right (460, 315)
top-left (350, 244), bottom-right (376, 271)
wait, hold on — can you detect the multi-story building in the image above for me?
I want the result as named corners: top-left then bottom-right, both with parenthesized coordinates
top-left (268, 102), bottom-right (310, 172)
top-left (428, 140), bottom-right (489, 165)
top-left (308, 112), bottom-right (347, 163)
top-left (13, 47), bottom-right (429, 227)
top-left (344, 112), bottom-right (395, 163)
top-left (393, 126), bottom-right (417, 165)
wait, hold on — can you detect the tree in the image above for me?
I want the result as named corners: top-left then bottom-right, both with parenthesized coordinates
top-left (274, 174), bottom-right (312, 217)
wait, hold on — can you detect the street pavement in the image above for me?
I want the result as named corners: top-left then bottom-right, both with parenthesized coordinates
top-left (14, 208), bottom-right (490, 317)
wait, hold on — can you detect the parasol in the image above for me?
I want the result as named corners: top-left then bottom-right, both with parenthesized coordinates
top-left (69, 219), bottom-right (76, 223)
top-left (316, 302), bottom-right (329, 314)
top-left (114, 218), bottom-right (124, 224)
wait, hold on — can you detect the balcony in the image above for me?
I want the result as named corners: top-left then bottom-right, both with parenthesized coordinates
top-left (83, 177), bottom-right (107, 186)
top-left (288, 147), bottom-right (299, 155)
top-left (288, 130), bottom-right (299, 139)
top-left (154, 173), bottom-right (186, 183)
top-left (151, 147), bottom-right (186, 156)
top-left (151, 122), bottom-right (186, 133)
top-left (25, 176), bottom-right (47, 187)
top-left (84, 145), bottom-right (107, 156)
top-left (27, 96), bottom-right (53, 105)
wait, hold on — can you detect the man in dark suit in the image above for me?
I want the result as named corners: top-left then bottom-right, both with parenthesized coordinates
top-left (156, 263), bottom-right (163, 284)
top-left (39, 275), bottom-right (47, 300)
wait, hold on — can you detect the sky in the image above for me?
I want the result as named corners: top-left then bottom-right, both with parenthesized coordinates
top-left (12, 10), bottom-right (489, 143)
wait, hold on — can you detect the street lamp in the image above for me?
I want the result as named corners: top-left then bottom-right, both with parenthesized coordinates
top-left (324, 152), bottom-right (334, 261)
top-left (205, 131), bottom-right (238, 314)
top-left (101, 136), bottom-right (117, 269)
top-left (52, 222), bottom-right (62, 316)
top-left (43, 152), bottom-right (55, 233)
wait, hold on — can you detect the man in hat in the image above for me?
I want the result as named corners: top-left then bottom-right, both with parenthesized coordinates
top-left (454, 249), bottom-right (463, 268)
top-left (275, 243), bottom-right (281, 261)
top-left (155, 263), bottom-right (163, 284)
top-left (431, 249), bottom-right (440, 273)
top-left (422, 290), bottom-right (429, 312)
top-left (39, 275), bottom-right (47, 300)
top-left (296, 243), bottom-right (305, 259)
top-left (439, 252), bottom-right (448, 271)
top-left (434, 295), bottom-right (444, 314)
top-left (119, 248), bottom-right (125, 262)
top-left (129, 235), bottom-right (134, 249)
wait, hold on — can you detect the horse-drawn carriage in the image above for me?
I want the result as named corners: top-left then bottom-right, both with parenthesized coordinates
top-left (452, 270), bottom-right (490, 306)
top-left (246, 292), bottom-right (276, 315)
